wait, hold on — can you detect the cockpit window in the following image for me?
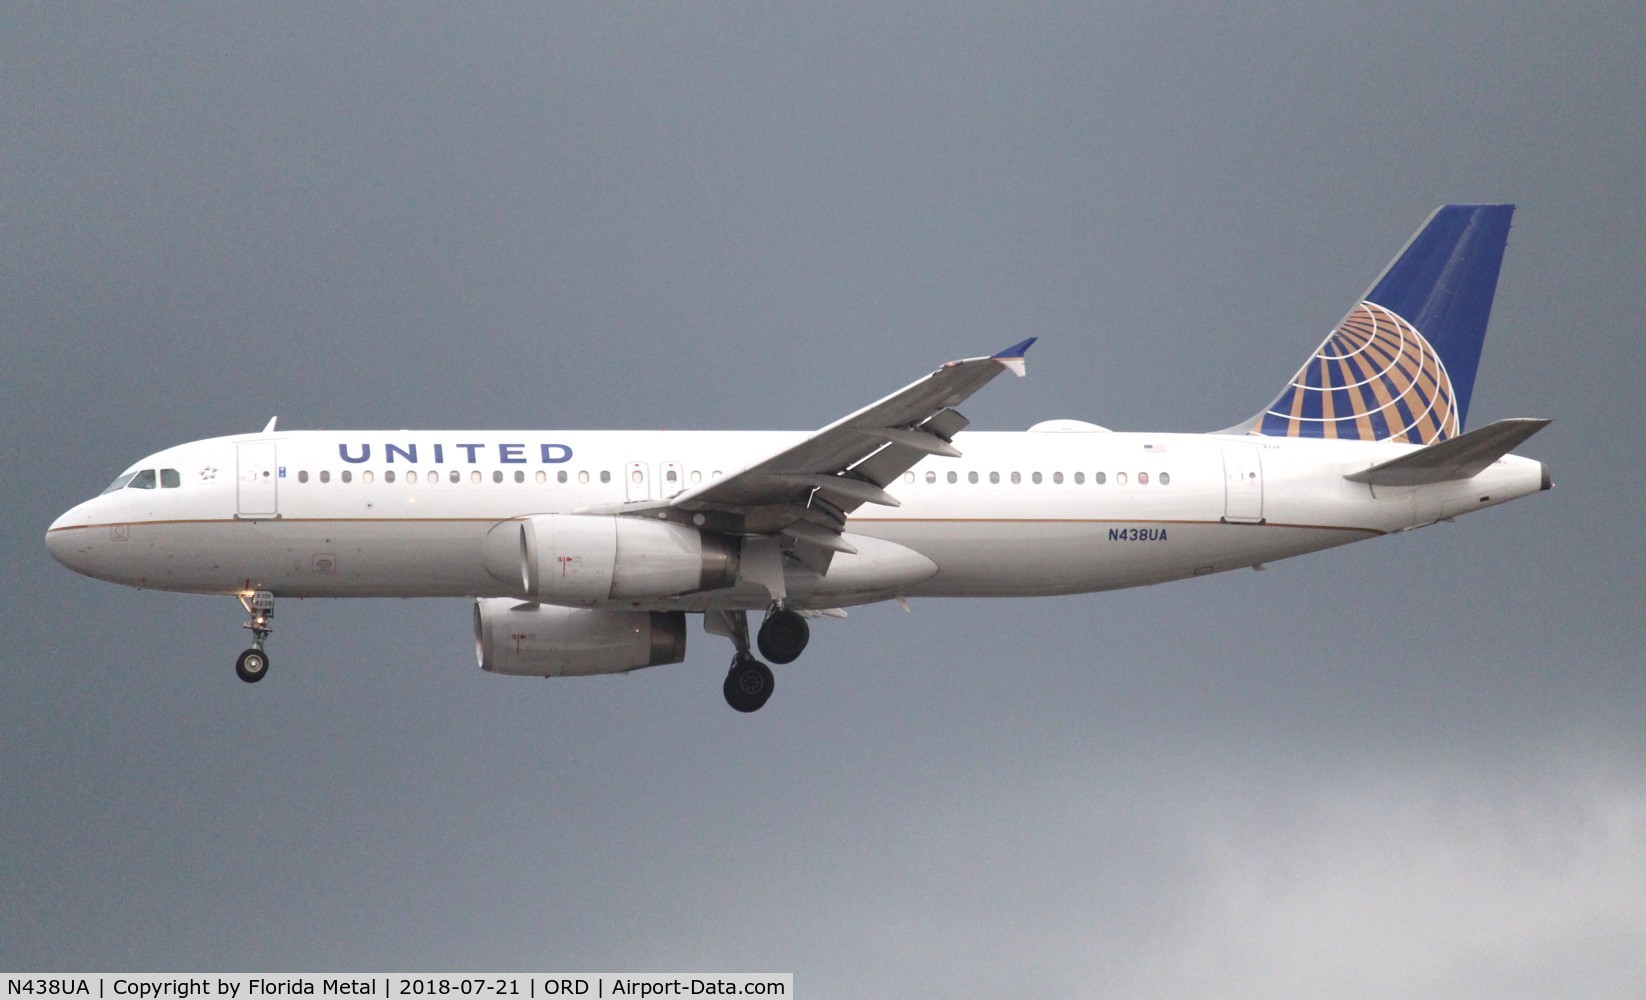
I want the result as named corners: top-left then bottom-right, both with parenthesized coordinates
top-left (161, 469), bottom-right (181, 488)
top-left (101, 472), bottom-right (138, 495)
top-left (128, 469), bottom-right (157, 490)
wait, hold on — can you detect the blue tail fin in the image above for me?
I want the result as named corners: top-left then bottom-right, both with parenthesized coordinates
top-left (1248, 204), bottom-right (1514, 444)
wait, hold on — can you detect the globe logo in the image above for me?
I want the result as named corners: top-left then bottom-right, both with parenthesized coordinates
top-left (1256, 301), bottom-right (1458, 444)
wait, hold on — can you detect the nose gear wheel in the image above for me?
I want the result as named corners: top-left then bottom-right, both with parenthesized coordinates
top-left (235, 648), bottom-right (269, 683)
top-left (236, 590), bottom-right (275, 684)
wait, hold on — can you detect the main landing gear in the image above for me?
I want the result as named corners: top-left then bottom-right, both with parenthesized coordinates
top-left (707, 605), bottom-right (814, 712)
top-left (757, 607), bottom-right (810, 664)
top-left (235, 590), bottom-right (275, 683)
top-left (724, 656), bottom-right (775, 714)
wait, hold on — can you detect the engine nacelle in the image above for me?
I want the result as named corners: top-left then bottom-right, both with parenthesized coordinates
top-left (474, 599), bottom-right (687, 677)
top-left (483, 514), bottom-right (738, 603)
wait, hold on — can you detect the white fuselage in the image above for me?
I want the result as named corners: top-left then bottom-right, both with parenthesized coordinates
top-left (45, 427), bottom-right (1547, 611)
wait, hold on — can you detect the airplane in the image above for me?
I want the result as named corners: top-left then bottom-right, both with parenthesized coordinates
top-left (46, 204), bottom-right (1551, 712)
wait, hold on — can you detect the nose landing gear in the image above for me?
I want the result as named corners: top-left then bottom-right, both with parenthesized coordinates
top-left (235, 591), bottom-right (274, 683)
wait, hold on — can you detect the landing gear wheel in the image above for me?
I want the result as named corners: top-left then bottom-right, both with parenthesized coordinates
top-left (235, 648), bottom-right (269, 684)
top-left (723, 657), bottom-right (774, 713)
top-left (757, 609), bottom-right (810, 664)
top-left (237, 591), bottom-right (275, 684)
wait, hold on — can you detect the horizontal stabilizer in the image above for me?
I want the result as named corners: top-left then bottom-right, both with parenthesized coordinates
top-left (1344, 418), bottom-right (1549, 487)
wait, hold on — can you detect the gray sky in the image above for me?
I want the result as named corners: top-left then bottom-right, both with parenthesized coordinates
top-left (3, 4), bottom-right (1643, 996)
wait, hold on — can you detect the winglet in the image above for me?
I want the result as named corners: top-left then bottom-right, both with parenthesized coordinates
top-left (991, 337), bottom-right (1037, 377)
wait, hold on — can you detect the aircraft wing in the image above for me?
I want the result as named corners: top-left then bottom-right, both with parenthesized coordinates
top-left (665, 339), bottom-right (1035, 569)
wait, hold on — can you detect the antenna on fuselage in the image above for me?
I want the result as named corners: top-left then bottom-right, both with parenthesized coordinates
top-left (261, 416), bottom-right (278, 433)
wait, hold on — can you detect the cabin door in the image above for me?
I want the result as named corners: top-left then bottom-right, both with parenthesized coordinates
top-left (1221, 444), bottom-right (1265, 523)
top-left (237, 440), bottom-right (280, 519)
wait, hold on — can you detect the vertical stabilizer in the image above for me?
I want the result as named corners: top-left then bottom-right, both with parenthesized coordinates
top-left (1248, 204), bottom-right (1514, 443)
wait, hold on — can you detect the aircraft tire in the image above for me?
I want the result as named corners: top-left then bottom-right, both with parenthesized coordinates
top-left (235, 648), bottom-right (269, 684)
top-left (757, 609), bottom-right (809, 664)
top-left (723, 657), bottom-right (774, 713)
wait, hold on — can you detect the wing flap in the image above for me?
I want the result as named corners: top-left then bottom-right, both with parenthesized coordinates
top-left (850, 426), bottom-right (963, 458)
top-left (1344, 418), bottom-right (1550, 487)
top-left (781, 518), bottom-right (859, 554)
top-left (755, 472), bottom-right (902, 508)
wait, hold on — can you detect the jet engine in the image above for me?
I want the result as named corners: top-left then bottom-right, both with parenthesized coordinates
top-left (483, 514), bottom-right (738, 603)
top-left (474, 599), bottom-right (687, 677)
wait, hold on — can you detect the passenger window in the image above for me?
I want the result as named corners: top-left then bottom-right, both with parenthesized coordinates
top-left (947, 471), bottom-right (957, 484)
top-left (161, 469), bottom-right (181, 488)
top-left (666, 469), bottom-right (678, 483)
top-left (690, 471), bottom-right (702, 485)
top-left (632, 469), bottom-right (643, 484)
top-left (363, 471), bottom-right (375, 484)
top-left (1053, 472), bottom-right (1063, 485)
top-left (492, 471), bottom-right (503, 483)
top-left (1032, 472), bottom-right (1042, 484)
top-left (1160, 472), bottom-right (1171, 485)
top-left (320, 470), bottom-right (330, 484)
top-left (129, 469), bottom-right (157, 490)
top-left (968, 471), bottom-right (978, 484)
top-left (514, 470), bottom-right (525, 483)
top-left (925, 471), bottom-right (936, 484)
top-left (470, 471), bottom-right (482, 484)
top-left (1138, 472), bottom-right (1149, 485)
top-left (1117, 472), bottom-right (1128, 485)
top-left (450, 470), bottom-right (460, 484)
top-left (1010, 472), bottom-right (1021, 485)
top-left (426, 470), bottom-right (437, 484)
top-left (298, 471), bottom-right (309, 484)
top-left (384, 471), bottom-right (396, 484)
top-left (903, 473), bottom-right (915, 484)
top-left (578, 471), bottom-right (590, 484)
top-left (1095, 472), bottom-right (1106, 485)
top-left (990, 472), bottom-right (1000, 484)
top-left (341, 470), bottom-right (353, 484)
top-left (558, 470), bottom-right (569, 484)
top-left (406, 471), bottom-right (418, 484)
top-left (600, 471), bottom-right (611, 484)
top-left (1074, 472), bottom-right (1085, 484)
top-left (536, 471), bottom-right (547, 484)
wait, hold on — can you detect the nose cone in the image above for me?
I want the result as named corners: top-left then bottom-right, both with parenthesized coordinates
top-left (46, 501), bottom-right (97, 575)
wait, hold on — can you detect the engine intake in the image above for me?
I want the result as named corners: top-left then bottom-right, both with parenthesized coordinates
top-left (474, 599), bottom-right (687, 677)
top-left (483, 514), bottom-right (738, 602)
